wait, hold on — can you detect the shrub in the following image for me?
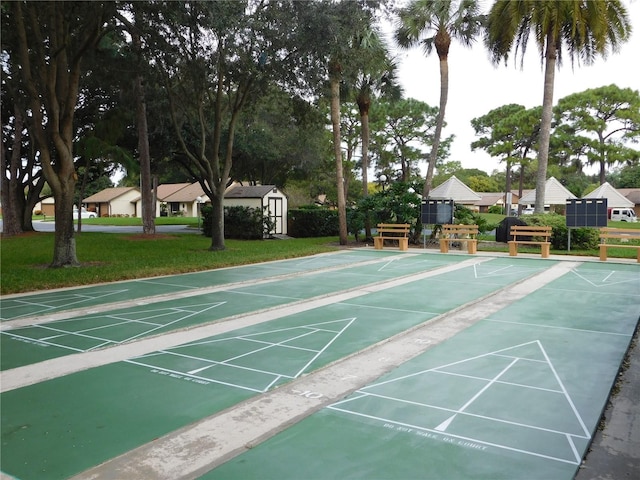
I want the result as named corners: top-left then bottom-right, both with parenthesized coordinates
top-left (288, 208), bottom-right (339, 237)
top-left (201, 205), bottom-right (274, 239)
top-left (523, 213), bottom-right (598, 250)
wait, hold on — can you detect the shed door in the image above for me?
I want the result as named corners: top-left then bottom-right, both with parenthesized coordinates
top-left (268, 197), bottom-right (284, 235)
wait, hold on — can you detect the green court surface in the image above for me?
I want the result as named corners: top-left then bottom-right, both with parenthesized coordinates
top-left (0, 250), bottom-right (406, 321)
top-left (0, 256), bottom-right (549, 480)
top-left (1, 253), bottom-right (465, 370)
top-left (1, 254), bottom-right (638, 480)
top-left (201, 263), bottom-right (640, 480)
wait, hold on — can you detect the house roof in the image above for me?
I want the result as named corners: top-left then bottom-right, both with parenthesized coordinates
top-left (616, 188), bottom-right (640, 206)
top-left (429, 176), bottom-right (481, 203)
top-left (157, 183), bottom-right (192, 201)
top-left (83, 187), bottom-right (139, 203)
top-left (225, 185), bottom-right (279, 199)
top-left (162, 182), bottom-right (208, 203)
top-left (584, 182), bottom-right (634, 208)
top-left (474, 192), bottom-right (522, 206)
top-left (518, 177), bottom-right (576, 204)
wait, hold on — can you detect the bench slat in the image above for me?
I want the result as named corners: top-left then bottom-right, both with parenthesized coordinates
top-left (374, 223), bottom-right (410, 251)
top-left (508, 225), bottom-right (552, 258)
top-left (598, 227), bottom-right (640, 262)
top-left (439, 224), bottom-right (479, 254)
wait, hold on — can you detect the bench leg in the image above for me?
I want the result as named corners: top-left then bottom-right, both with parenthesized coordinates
top-left (439, 239), bottom-right (448, 253)
top-left (467, 240), bottom-right (477, 254)
top-left (541, 244), bottom-right (550, 258)
top-left (508, 242), bottom-right (517, 256)
top-left (374, 237), bottom-right (383, 250)
top-left (599, 245), bottom-right (607, 261)
top-left (398, 238), bottom-right (408, 251)
top-left (637, 249), bottom-right (640, 263)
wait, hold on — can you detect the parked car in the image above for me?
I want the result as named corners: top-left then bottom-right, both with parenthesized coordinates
top-left (73, 206), bottom-right (97, 219)
top-left (521, 207), bottom-right (535, 215)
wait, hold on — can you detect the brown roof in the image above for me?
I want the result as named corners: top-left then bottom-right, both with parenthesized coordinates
top-left (157, 183), bottom-right (192, 201)
top-left (83, 187), bottom-right (139, 203)
top-left (618, 188), bottom-right (640, 205)
top-left (162, 183), bottom-right (207, 202)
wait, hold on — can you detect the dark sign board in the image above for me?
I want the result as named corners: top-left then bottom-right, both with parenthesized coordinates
top-left (421, 199), bottom-right (454, 225)
top-left (565, 198), bottom-right (608, 227)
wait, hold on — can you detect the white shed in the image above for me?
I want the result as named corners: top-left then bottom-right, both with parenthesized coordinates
top-left (224, 185), bottom-right (288, 235)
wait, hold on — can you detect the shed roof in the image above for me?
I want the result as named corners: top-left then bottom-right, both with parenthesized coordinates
top-left (83, 187), bottom-right (139, 203)
top-left (519, 177), bottom-right (576, 204)
top-left (429, 176), bottom-right (481, 203)
top-left (225, 185), bottom-right (279, 199)
top-left (584, 182), bottom-right (634, 208)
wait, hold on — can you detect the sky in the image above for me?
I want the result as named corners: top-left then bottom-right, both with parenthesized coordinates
top-left (385, 0), bottom-right (640, 176)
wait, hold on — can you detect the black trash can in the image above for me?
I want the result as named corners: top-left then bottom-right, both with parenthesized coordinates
top-left (496, 217), bottom-right (528, 243)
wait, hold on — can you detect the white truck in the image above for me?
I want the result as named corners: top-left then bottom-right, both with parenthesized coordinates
top-left (608, 207), bottom-right (637, 222)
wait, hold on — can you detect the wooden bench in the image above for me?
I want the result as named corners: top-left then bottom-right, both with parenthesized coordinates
top-left (374, 223), bottom-right (410, 251)
top-left (508, 225), bottom-right (552, 258)
top-left (439, 224), bottom-right (479, 254)
top-left (599, 227), bottom-right (640, 262)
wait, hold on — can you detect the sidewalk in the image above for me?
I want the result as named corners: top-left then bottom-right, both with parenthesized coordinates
top-left (576, 327), bottom-right (640, 479)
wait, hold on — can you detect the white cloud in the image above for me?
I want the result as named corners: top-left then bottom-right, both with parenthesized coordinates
top-left (389, 0), bottom-right (640, 175)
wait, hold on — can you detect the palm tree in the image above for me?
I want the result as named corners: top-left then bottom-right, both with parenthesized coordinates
top-left (485, 0), bottom-right (631, 213)
top-left (395, 0), bottom-right (483, 200)
top-left (350, 27), bottom-right (402, 240)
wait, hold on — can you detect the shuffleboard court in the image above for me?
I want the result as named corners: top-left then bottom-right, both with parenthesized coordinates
top-left (0, 253), bottom-right (466, 371)
top-left (0, 256), bottom-right (547, 480)
top-left (0, 249), bottom-right (407, 321)
top-left (200, 262), bottom-right (639, 480)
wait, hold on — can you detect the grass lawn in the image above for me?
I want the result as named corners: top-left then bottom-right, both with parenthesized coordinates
top-left (1, 233), bottom-right (340, 295)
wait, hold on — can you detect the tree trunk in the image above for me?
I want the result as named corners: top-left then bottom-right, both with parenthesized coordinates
top-left (422, 53), bottom-right (449, 199)
top-left (1, 108), bottom-right (25, 236)
top-left (136, 73), bottom-right (155, 235)
top-left (360, 107), bottom-right (373, 241)
top-left (330, 66), bottom-right (348, 245)
top-left (535, 33), bottom-right (557, 214)
top-left (208, 185), bottom-right (226, 251)
top-left (51, 179), bottom-right (79, 267)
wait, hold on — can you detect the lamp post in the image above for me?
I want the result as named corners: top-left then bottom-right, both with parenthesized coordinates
top-left (379, 174), bottom-right (387, 192)
top-left (196, 196), bottom-right (203, 229)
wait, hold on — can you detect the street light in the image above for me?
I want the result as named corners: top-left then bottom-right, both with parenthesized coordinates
top-left (379, 174), bottom-right (388, 191)
top-left (196, 196), bottom-right (203, 229)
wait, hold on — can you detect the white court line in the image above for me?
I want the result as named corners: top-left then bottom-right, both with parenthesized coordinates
top-left (240, 336), bottom-right (318, 353)
top-left (2, 332), bottom-right (88, 353)
top-left (124, 359), bottom-right (265, 393)
top-left (142, 350), bottom-right (297, 383)
top-left (293, 318), bottom-right (356, 378)
top-left (486, 319), bottom-right (633, 336)
top-left (168, 318), bottom-right (352, 350)
top-left (570, 269), bottom-right (640, 288)
top-left (328, 406), bottom-right (583, 466)
top-left (429, 369), bottom-right (563, 394)
top-left (537, 340), bottom-right (591, 440)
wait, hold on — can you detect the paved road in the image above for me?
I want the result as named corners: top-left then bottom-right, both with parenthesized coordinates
top-left (29, 220), bottom-right (200, 234)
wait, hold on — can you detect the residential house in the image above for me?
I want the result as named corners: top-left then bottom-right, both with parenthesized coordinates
top-left (429, 175), bottom-right (482, 211)
top-left (518, 177), bottom-right (576, 212)
top-left (159, 182), bottom-right (208, 217)
top-left (475, 191), bottom-right (521, 214)
top-left (83, 187), bottom-right (140, 217)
